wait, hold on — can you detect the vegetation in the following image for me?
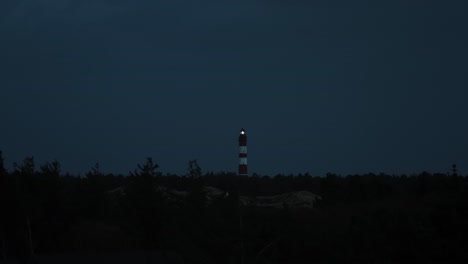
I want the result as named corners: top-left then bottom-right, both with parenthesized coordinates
top-left (1, 151), bottom-right (468, 263)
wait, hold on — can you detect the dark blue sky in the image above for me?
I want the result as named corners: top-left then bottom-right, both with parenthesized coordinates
top-left (1, 0), bottom-right (467, 176)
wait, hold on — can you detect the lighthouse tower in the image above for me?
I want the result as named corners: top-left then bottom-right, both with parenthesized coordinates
top-left (238, 128), bottom-right (248, 176)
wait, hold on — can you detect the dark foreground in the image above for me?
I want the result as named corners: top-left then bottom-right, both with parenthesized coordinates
top-left (2, 156), bottom-right (468, 263)
top-left (1, 251), bottom-right (178, 264)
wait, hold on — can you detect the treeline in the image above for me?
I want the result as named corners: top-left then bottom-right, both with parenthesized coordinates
top-left (1, 151), bottom-right (468, 263)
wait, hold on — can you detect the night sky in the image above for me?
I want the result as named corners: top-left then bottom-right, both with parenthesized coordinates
top-left (1, 0), bottom-right (467, 176)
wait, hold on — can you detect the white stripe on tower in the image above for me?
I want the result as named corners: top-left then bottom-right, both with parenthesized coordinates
top-left (238, 128), bottom-right (248, 176)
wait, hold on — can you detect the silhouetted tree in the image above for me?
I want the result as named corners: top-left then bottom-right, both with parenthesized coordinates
top-left (39, 160), bottom-right (60, 177)
top-left (83, 163), bottom-right (105, 219)
top-left (186, 159), bottom-right (206, 211)
top-left (11, 156), bottom-right (37, 262)
top-left (39, 160), bottom-right (61, 205)
top-left (188, 159), bottom-right (202, 179)
top-left (36, 160), bottom-right (63, 253)
top-left (0, 151), bottom-right (7, 260)
top-left (0, 151), bottom-right (5, 175)
top-left (3, 150), bottom-right (468, 262)
top-left (13, 156), bottom-right (34, 176)
top-left (126, 157), bottom-right (163, 249)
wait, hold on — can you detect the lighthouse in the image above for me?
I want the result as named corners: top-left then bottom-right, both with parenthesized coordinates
top-left (238, 128), bottom-right (248, 176)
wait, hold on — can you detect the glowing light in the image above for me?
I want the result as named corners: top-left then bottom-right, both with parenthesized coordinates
top-left (241, 131), bottom-right (245, 135)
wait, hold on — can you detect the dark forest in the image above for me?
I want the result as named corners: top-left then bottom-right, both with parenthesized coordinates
top-left (1, 151), bottom-right (467, 263)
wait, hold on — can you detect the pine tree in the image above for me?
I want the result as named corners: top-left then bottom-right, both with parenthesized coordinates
top-left (126, 157), bottom-right (163, 249)
top-left (186, 159), bottom-right (206, 210)
top-left (0, 151), bottom-right (6, 260)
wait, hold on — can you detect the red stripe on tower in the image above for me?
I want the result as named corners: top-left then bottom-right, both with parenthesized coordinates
top-left (238, 128), bottom-right (248, 176)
